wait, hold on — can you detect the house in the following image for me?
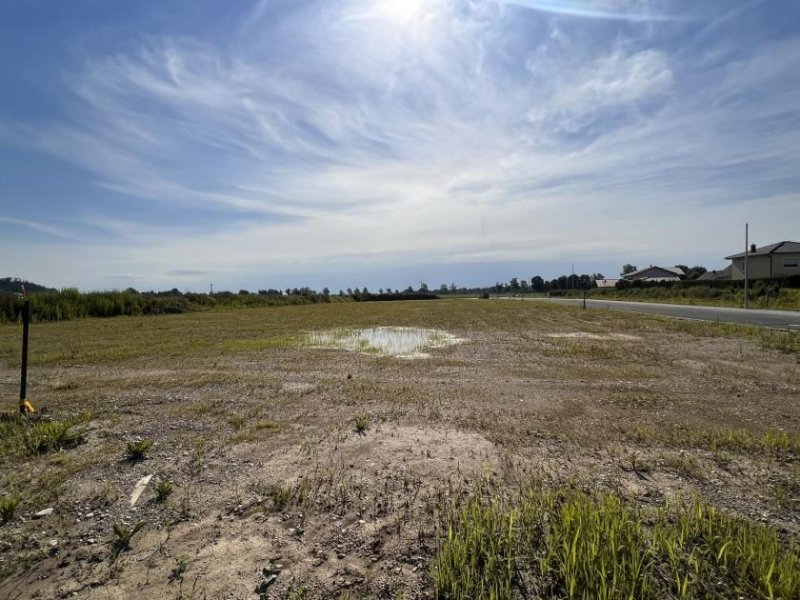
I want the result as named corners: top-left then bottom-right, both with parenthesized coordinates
top-left (595, 278), bottom-right (619, 288)
top-left (724, 241), bottom-right (800, 281)
top-left (623, 265), bottom-right (685, 283)
top-left (696, 265), bottom-right (733, 281)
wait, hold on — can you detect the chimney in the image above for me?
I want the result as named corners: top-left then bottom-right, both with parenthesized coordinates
top-left (750, 243), bottom-right (757, 253)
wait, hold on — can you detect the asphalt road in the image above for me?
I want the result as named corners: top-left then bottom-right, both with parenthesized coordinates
top-left (534, 298), bottom-right (800, 330)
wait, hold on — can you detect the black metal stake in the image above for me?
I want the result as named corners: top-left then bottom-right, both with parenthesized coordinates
top-left (19, 299), bottom-right (30, 413)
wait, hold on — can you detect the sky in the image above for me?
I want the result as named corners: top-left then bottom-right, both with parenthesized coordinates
top-left (1, 0), bottom-right (799, 292)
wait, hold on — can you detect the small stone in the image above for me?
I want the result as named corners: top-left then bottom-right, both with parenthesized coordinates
top-left (34, 508), bottom-right (54, 519)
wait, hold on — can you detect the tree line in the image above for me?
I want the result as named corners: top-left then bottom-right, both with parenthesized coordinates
top-left (0, 287), bottom-right (341, 323)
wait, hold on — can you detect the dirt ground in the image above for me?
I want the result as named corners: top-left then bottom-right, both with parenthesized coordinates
top-left (0, 299), bottom-right (798, 599)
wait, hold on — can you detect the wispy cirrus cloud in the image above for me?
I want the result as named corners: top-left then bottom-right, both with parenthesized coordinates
top-left (1, 0), bottom-right (799, 290)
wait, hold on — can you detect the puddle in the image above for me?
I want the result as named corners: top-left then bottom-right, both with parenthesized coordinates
top-left (546, 332), bottom-right (640, 341)
top-left (308, 326), bottom-right (465, 359)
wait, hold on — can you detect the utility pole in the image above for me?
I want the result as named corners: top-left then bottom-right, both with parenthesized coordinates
top-left (571, 263), bottom-right (574, 290)
top-left (209, 283), bottom-right (214, 295)
top-left (744, 223), bottom-right (749, 310)
top-left (19, 299), bottom-right (30, 413)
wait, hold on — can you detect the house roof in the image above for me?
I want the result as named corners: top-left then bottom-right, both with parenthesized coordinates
top-left (624, 265), bottom-right (684, 280)
top-left (725, 241), bottom-right (800, 260)
top-left (696, 265), bottom-right (733, 280)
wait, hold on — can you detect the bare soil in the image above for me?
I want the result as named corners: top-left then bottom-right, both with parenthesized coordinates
top-left (0, 299), bottom-right (797, 599)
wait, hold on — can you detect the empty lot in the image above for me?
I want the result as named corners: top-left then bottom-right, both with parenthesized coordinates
top-left (0, 299), bottom-right (798, 599)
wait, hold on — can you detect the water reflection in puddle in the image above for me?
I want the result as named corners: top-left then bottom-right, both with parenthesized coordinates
top-left (308, 326), bottom-right (464, 358)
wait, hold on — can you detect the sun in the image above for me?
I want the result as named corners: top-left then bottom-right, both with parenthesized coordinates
top-left (374, 0), bottom-right (433, 26)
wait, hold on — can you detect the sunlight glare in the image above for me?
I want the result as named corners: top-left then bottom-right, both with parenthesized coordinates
top-left (374, 0), bottom-right (432, 26)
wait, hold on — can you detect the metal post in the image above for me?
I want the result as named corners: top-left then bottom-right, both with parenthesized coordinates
top-left (19, 299), bottom-right (30, 412)
top-left (582, 287), bottom-right (587, 310)
top-left (744, 223), bottom-right (749, 309)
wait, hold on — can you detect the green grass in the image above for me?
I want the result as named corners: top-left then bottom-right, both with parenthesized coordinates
top-left (0, 414), bottom-right (88, 458)
top-left (434, 485), bottom-right (800, 599)
top-left (623, 424), bottom-right (800, 459)
top-left (577, 286), bottom-right (800, 312)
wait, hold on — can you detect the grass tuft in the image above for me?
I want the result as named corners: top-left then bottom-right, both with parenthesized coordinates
top-left (126, 439), bottom-right (153, 462)
top-left (155, 480), bottom-right (174, 502)
top-left (270, 485), bottom-right (292, 512)
top-left (0, 414), bottom-right (87, 458)
top-left (353, 415), bottom-right (369, 435)
top-left (0, 496), bottom-right (21, 524)
top-left (110, 521), bottom-right (146, 563)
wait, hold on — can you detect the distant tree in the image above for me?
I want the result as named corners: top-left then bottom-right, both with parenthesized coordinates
top-left (238, 289), bottom-right (250, 295)
top-left (621, 264), bottom-right (637, 276)
top-left (520, 280), bottom-right (530, 292)
top-left (686, 266), bottom-right (707, 280)
top-left (509, 277), bottom-right (520, 292)
top-left (531, 276), bottom-right (545, 292)
top-left (439, 284), bottom-right (448, 294)
top-left (675, 264), bottom-right (689, 274)
top-left (404, 285), bottom-right (414, 294)
top-left (338, 290), bottom-right (345, 296)
top-left (322, 287), bottom-right (330, 297)
top-left (346, 288), bottom-right (353, 295)
top-left (578, 274), bottom-right (592, 289)
top-left (591, 273), bottom-right (605, 281)
top-left (285, 288), bottom-right (291, 296)
top-left (419, 282), bottom-right (429, 293)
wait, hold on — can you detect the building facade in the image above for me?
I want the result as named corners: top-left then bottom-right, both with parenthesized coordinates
top-left (725, 241), bottom-right (800, 280)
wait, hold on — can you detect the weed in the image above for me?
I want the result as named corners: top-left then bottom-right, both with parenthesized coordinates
top-left (169, 555), bottom-right (188, 583)
top-left (664, 453), bottom-right (706, 481)
top-left (110, 521), bottom-right (145, 563)
top-left (126, 439), bottom-right (153, 462)
top-left (228, 415), bottom-right (246, 431)
top-left (255, 563), bottom-right (282, 598)
top-left (96, 479), bottom-right (119, 506)
top-left (354, 415), bottom-right (369, 435)
top-left (270, 485), bottom-right (292, 512)
top-left (24, 421), bottom-right (83, 455)
top-left (286, 586), bottom-right (308, 599)
top-left (191, 437), bottom-right (207, 472)
top-left (0, 496), bottom-right (21, 524)
top-left (155, 481), bottom-right (175, 502)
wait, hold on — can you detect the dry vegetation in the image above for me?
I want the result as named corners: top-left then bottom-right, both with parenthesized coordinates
top-left (0, 299), bottom-right (798, 599)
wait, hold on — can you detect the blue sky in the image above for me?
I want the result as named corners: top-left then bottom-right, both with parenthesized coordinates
top-left (1, 0), bottom-right (799, 292)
